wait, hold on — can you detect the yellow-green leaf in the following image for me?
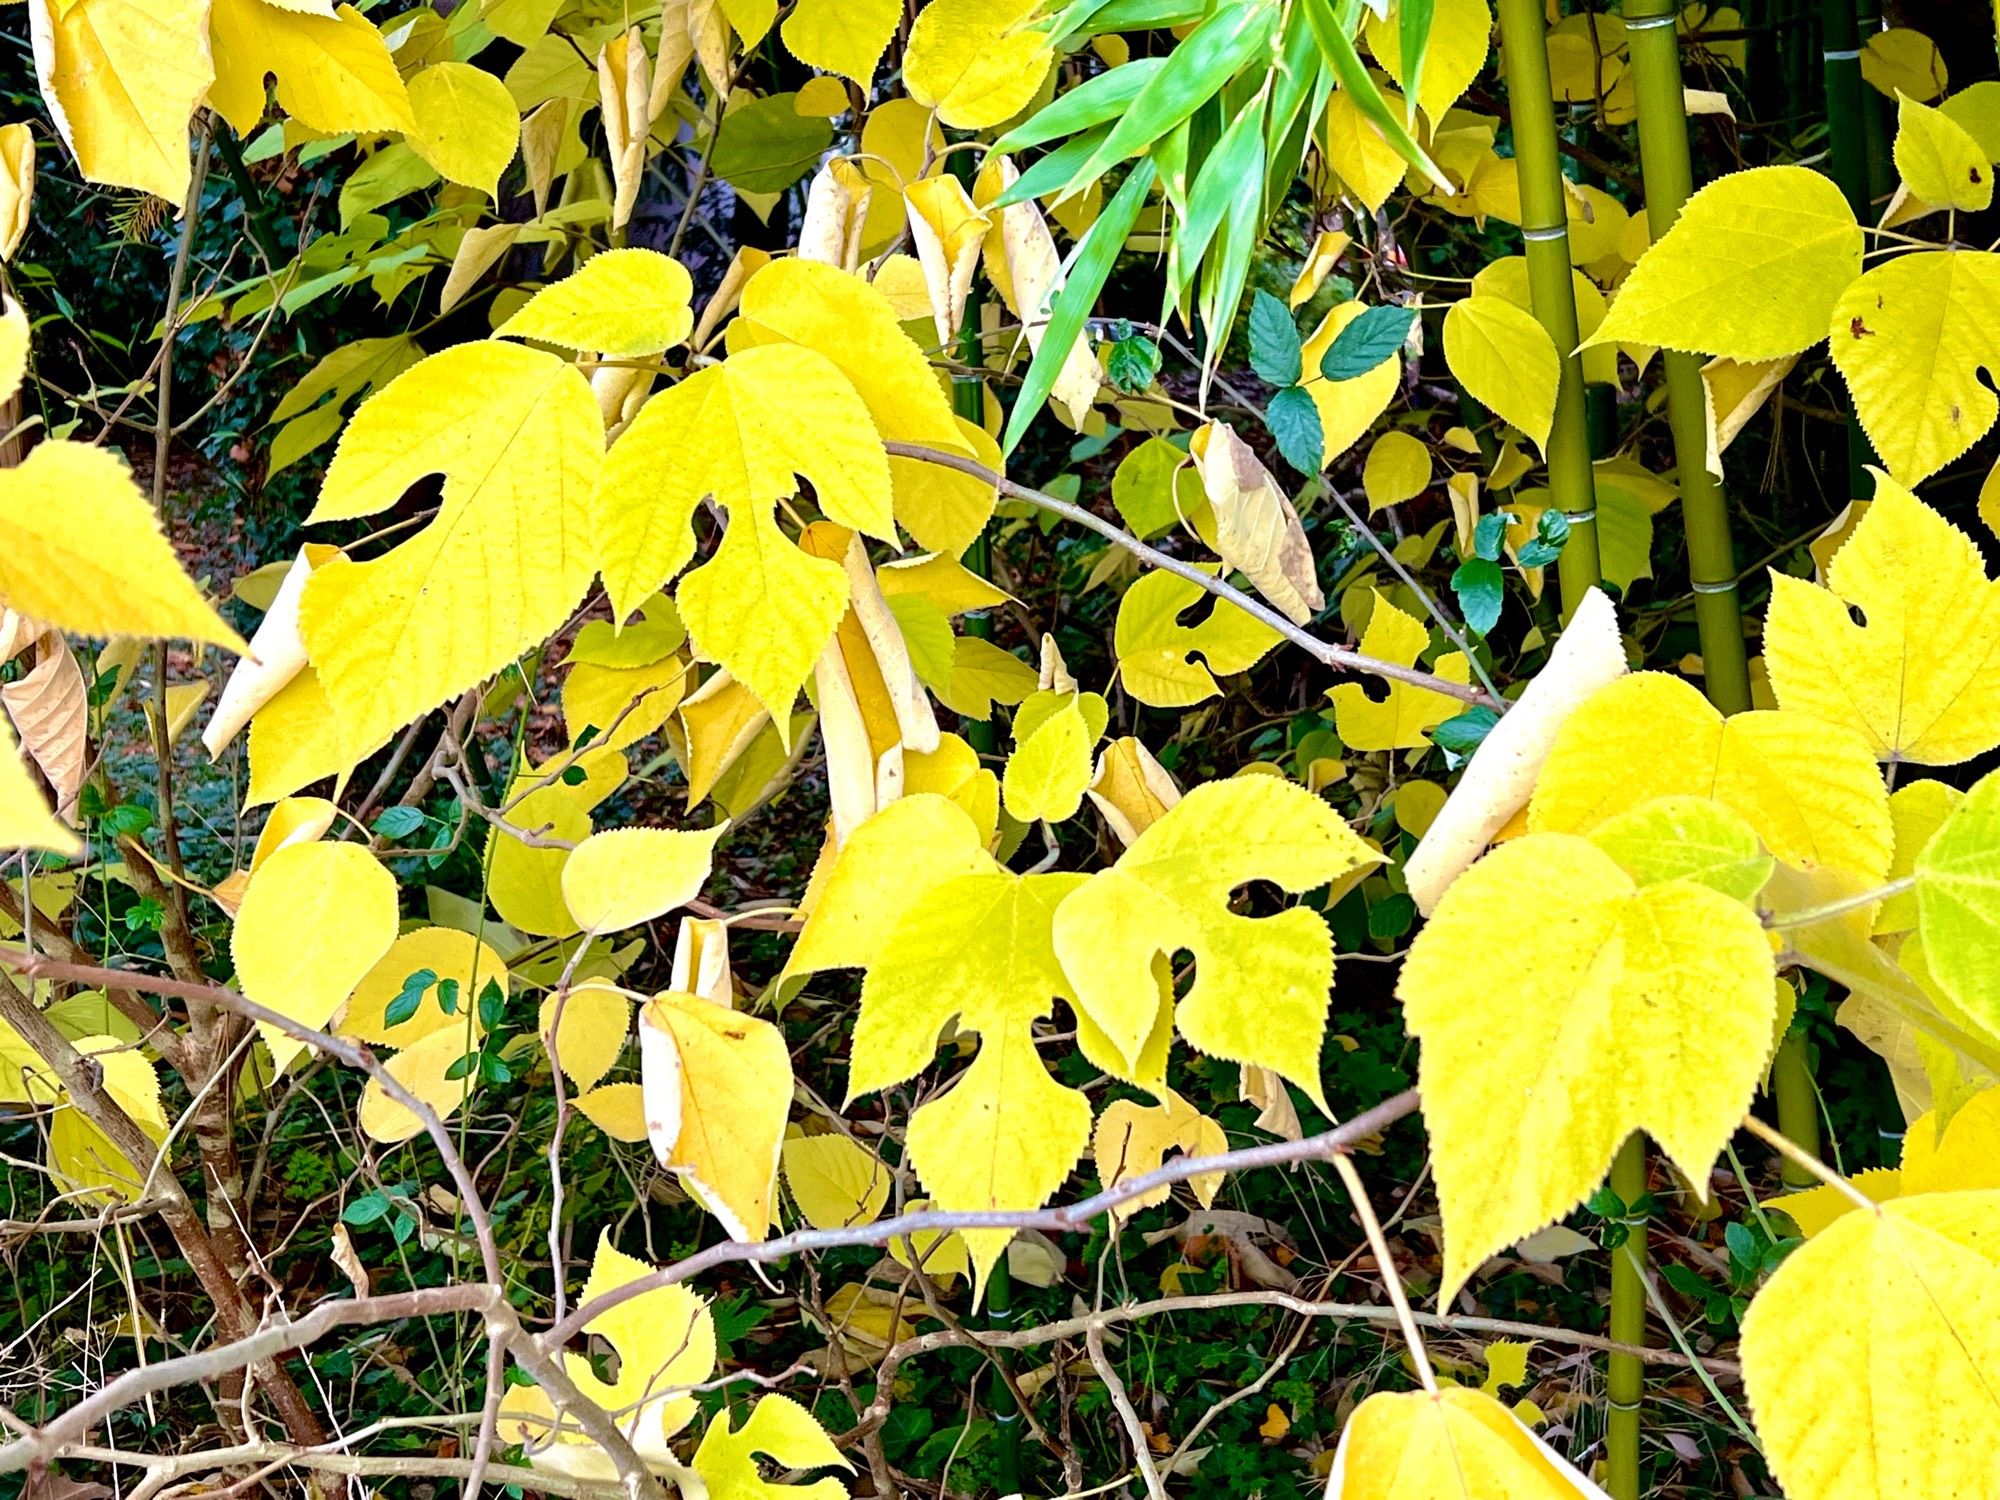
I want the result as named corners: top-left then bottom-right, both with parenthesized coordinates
top-left (1763, 474), bottom-right (2000, 764)
top-left (1114, 568), bottom-right (1282, 708)
top-left (1444, 295), bottom-right (1560, 454)
top-left (497, 248), bottom-right (695, 356)
top-left (1740, 1190), bottom-right (2000, 1500)
top-left (783, 1131), bottom-right (891, 1229)
top-left (1586, 795), bottom-right (1775, 904)
top-left (1327, 1386), bottom-right (1607, 1499)
top-left (1002, 693), bottom-right (1097, 823)
top-left (1328, 591), bottom-right (1471, 751)
top-left (561, 825), bottom-right (723, 933)
top-left (1827, 250), bottom-right (2000, 486)
top-left (406, 61), bottom-right (520, 197)
top-left (0, 442), bottom-right (244, 650)
top-left (904, 0), bottom-right (1051, 130)
top-left (1915, 767), bottom-right (2000, 1033)
top-left (1894, 90), bottom-right (1993, 211)
top-left (1588, 165), bottom-right (1863, 361)
top-left (1052, 776), bottom-right (1381, 1105)
top-left (693, 1393), bottom-right (852, 1500)
top-left (301, 341), bottom-right (600, 757)
top-left (1400, 833), bottom-right (1776, 1302)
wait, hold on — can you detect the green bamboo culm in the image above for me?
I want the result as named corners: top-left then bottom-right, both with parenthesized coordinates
top-left (1820, 0), bottom-right (1879, 501)
top-left (1624, 0), bottom-right (1753, 718)
top-left (1854, 0), bottom-right (1893, 201)
top-left (1607, 1139), bottom-right (1647, 1500)
top-left (1493, 0), bottom-right (1601, 616)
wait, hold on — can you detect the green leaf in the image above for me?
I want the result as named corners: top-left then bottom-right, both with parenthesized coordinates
top-left (1168, 96), bottom-right (1268, 317)
top-left (1471, 509), bottom-right (1508, 562)
top-left (1059, 2), bottom-right (1281, 199)
top-left (1249, 290), bottom-right (1303, 386)
top-left (477, 976), bottom-right (506, 1030)
top-left (1003, 159), bottom-right (1157, 456)
top-left (1431, 705), bottom-right (1498, 754)
top-left (1299, 0), bottom-right (1452, 193)
top-left (1450, 556), bottom-right (1504, 635)
top-left (1915, 767), bottom-right (2000, 1030)
top-left (372, 805), bottom-right (426, 839)
top-left (1107, 333), bottom-right (1163, 393)
top-left (1317, 303), bottom-right (1415, 379)
top-left (709, 94), bottom-right (833, 194)
top-left (1265, 385), bottom-right (1324, 474)
top-left (991, 127), bottom-right (1110, 209)
top-left (384, 968), bottom-right (437, 1028)
top-left (992, 57), bottom-right (1168, 155)
top-left (1516, 507), bottom-right (1570, 568)
top-left (1399, 0), bottom-right (1436, 124)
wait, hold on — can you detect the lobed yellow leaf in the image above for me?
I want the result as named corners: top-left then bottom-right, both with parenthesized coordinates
top-left (1828, 250), bottom-right (2000, 486)
top-left (302, 341), bottom-right (600, 758)
top-left (208, 0), bottom-right (414, 137)
top-left (1052, 776), bottom-right (1381, 1107)
top-left (694, 1393), bottom-right (851, 1500)
top-left (1400, 834), bottom-right (1776, 1302)
top-left (1093, 1088), bottom-right (1227, 1219)
top-left (1113, 569), bottom-right (1280, 709)
top-left (1327, 591), bottom-right (1471, 751)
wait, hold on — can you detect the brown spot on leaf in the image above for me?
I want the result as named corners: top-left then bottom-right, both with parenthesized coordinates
top-left (1851, 317), bottom-right (1875, 338)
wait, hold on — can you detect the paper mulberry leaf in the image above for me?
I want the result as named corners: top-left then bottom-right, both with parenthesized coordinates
top-left (593, 342), bottom-right (893, 724)
top-left (301, 341), bottom-right (601, 761)
top-left (1400, 833), bottom-right (1776, 1302)
top-left (1051, 776), bottom-right (1381, 1107)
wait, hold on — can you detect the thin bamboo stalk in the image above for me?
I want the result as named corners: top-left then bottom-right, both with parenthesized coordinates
top-left (1624, 0), bottom-right (1753, 716)
top-left (1606, 1138), bottom-right (1647, 1500)
top-left (1494, 0), bottom-right (1601, 615)
top-left (1820, 0), bottom-right (1879, 500)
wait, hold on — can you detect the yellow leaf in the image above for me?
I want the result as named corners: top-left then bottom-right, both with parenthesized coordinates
top-left (1328, 591), bottom-right (1472, 751)
top-left (1113, 569), bottom-right (1281, 709)
top-left (1740, 1191), bottom-right (2000, 1500)
top-left (1893, 90), bottom-right (1992, 211)
top-left (932, 634), bottom-right (1039, 721)
top-left (1587, 165), bottom-right (1863, 361)
top-left (204, 545), bottom-right (336, 758)
top-left (891, 414), bottom-right (999, 557)
top-left (234, 842), bottom-right (398, 1076)
top-left (405, 61), bottom-right (520, 197)
top-left (1828, 250), bottom-right (2000, 487)
top-left (1444, 295), bottom-right (1560, 454)
top-left (487, 747), bottom-right (627, 938)
top-left (675, 669), bottom-right (774, 810)
top-left (208, 0), bottom-right (415, 137)
top-left (1093, 1088), bottom-right (1227, 1219)
top-left (1363, 431), bottom-right (1432, 512)
top-left (1052, 776), bottom-right (1381, 1105)
top-left (1087, 734), bottom-right (1181, 848)
top-left (573, 1081), bottom-right (648, 1140)
top-left (1400, 833), bottom-right (1776, 1302)
top-left (29, 0), bottom-right (213, 202)
top-left (539, 980), bottom-right (631, 1092)
top-left (1290, 229), bottom-right (1352, 309)
top-left (640, 990), bottom-right (793, 1240)
top-left (905, 174), bottom-right (991, 350)
top-left (0, 442), bottom-right (243, 650)
top-left (1528, 672), bottom-right (1893, 884)
top-left (1876, 778), bottom-right (1963, 934)
top-left (341, 926), bottom-right (507, 1048)
top-left (1189, 421), bottom-right (1324, 623)
top-left (905, 0), bottom-right (1051, 130)
top-left (48, 1036), bottom-right (167, 1203)
top-left (1327, 1386), bottom-right (1608, 1498)
top-left (1902, 1084), bottom-right (2000, 1193)
top-left (1259, 1403), bottom-right (1291, 1442)
top-left (301, 341), bottom-right (600, 757)
top-left (1002, 692), bottom-right (1100, 823)
top-left (498, 248), bottom-right (694, 355)
top-left (694, 1393), bottom-right (852, 1500)
top-left (1301, 301), bottom-right (1404, 462)
top-left (1471, 256), bottom-right (1620, 387)
top-left (1914, 767), bottom-right (2000, 1031)
top-left (905, 730), bottom-right (1000, 844)
top-left (500, 1233), bottom-right (715, 1475)
top-left (563, 650), bottom-right (691, 753)
top-left (782, 0), bottom-right (898, 84)
top-left (0, 125), bottom-right (35, 263)
top-left (856, 870), bottom-right (1093, 1292)
top-left (593, 345), bottom-right (891, 721)
top-left (0, 710), bottom-right (75, 853)
top-left (1481, 1340), bottom-right (1533, 1395)
top-left (1763, 474), bottom-right (2000, 764)
top-left (357, 1024), bottom-right (479, 1143)
top-left (1320, 86), bottom-right (1410, 214)
top-left (244, 665), bottom-right (351, 806)
top-left (783, 1131), bottom-right (891, 1229)
top-left (1763, 1167), bottom-right (1902, 1239)
top-left (1700, 354), bottom-right (1795, 476)
top-left (561, 825), bottom-right (722, 933)
top-left (1362, 0), bottom-right (1491, 121)
top-left (1861, 26), bottom-right (1947, 101)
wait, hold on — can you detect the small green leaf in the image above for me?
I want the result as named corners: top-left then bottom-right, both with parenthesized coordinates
top-left (444, 1052), bottom-right (475, 1082)
top-left (1265, 385), bottom-right (1324, 473)
top-left (477, 976), bottom-right (506, 1030)
top-left (436, 977), bottom-right (460, 1015)
top-left (1450, 557), bottom-right (1505, 635)
top-left (1516, 507), bottom-right (1570, 568)
top-left (1431, 705), bottom-right (1499, 754)
top-left (1249, 290), bottom-right (1304, 386)
top-left (1318, 304), bottom-right (1415, 380)
top-left (372, 805), bottom-right (426, 840)
top-left (1107, 333), bottom-right (1163, 393)
top-left (1471, 510), bottom-right (1508, 562)
top-left (385, 968), bottom-right (438, 1028)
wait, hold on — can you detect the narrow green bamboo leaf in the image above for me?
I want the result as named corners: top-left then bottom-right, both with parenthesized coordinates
top-left (1198, 126), bottom-right (1265, 366)
top-left (1300, 0), bottom-right (1452, 193)
top-left (1165, 100), bottom-right (1264, 315)
top-left (991, 58), bottom-right (1169, 155)
top-left (1001, 158), bottom-right (1157, 457)
top-left (1399, 0), bottom-right (1436, 124)
top-left (1059, 1), bottom-right (1281, 198)
top-left (1071, 0), bottom-right (1214, 33)
top-left (991, 127), bottom-right (1111, 208)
